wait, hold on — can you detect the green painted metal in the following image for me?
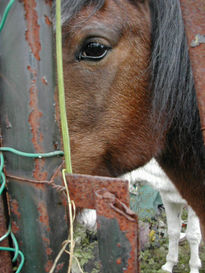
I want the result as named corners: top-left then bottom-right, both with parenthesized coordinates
top-left (97, 216), bottom-right (132, 273)
top-left (95, 189), bottom-right (139, 273)
top-left (0, 1), bottom-right (69, 272)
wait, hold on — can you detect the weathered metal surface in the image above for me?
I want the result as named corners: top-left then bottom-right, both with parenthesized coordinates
top-left (66, 173), bottom-right (130, 209)
top-left (95, 189), bottom-right (139, 273)
top-left (0, 196), bottom-right (13, 273)
top-left (180, 0), bottom-right (205, 142)
top-left (0, 1), bottom-right (68, 272)
top-left (66, 174), bottom-right (140, 272)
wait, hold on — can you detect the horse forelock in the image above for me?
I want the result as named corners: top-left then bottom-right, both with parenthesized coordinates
top-left (52, 0), bottom-right (105, 26)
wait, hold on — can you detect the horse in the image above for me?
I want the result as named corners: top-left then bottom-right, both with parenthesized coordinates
top-left (128, 159), bottom-right (202, 273)
top-left (53, 0), bottom-right (205, 237)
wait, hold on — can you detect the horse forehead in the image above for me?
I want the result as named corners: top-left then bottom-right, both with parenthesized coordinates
top-left (67, 0), bottom-right (150, 34)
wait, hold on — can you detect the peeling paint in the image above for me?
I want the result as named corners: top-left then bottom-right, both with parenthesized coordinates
top-left (41, 76), bottom-right (48, 85)
top-left (27, 65), bottom-right (48, 180)
top-left (11, 221), bottom-right (20, 234)
top-left (38, 202), bottom-right (50, 232)
top-left (45, 0), bottom-right (52, 7)
top-left (46, 247), bottom-right (53, 255)
top-left (44, 15), bottom-right (52, 26)
top-left (56, 262), bottom-right (65, 272)
top-left (23, 0), bottom-right (41, 61)
top-left (42, 236), bottom-right (50, 245)
top-left (11, 199), bottom-right (21, 219)
top-left (45, 260), bottom-right (53, 272)
top-left (66, 174), bottom-right (129, 209)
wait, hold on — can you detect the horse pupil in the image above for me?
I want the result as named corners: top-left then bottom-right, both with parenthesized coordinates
top-left (84, 42), bottom-right (106, 57)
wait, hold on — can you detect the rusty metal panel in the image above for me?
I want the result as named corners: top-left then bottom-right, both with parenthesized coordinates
top-left (180, 0), bottom-right (205, 141)
top-left (66, 173), bottom-right (130, 209)
top-left (66, 174), bottom-right (140, 272)
top-left (0, 1), bottom-right (69, 272)
top-left (95, 189), bottom-right (139, 273)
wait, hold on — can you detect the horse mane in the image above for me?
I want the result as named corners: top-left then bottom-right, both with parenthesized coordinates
top-left (149, 0), bottom-right (205, 173)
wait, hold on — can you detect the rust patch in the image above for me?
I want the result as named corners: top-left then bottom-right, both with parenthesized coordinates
top-left (45, 0), bottom-right (52, 7)
top-left (116, 258), bottom-right (122, 265)
top-left (56, 262), bottom-right (65, 272)
top-left (44, 15), bottom-right (52, 26)
top-left (41, 76), bottom-right (48, 85)
top-left (23, 0), bottom-right (41, 61)
top-left (42, 236), bottom-right (50, 245)
top-left (46, 247), bottom-right (53, 255)
top-left (66, 174), bottom-right (129, 209)
top-left (27, 65), bottom-right (48, 181)
top-left (38, 202), bottom-right (54, 270)
top-left (11, 221), bottom-right (20, 234)
top-left (38, 202), bottom-right (50, 232)
top-left (10, 199), bottom-right (21, 219)
top-left (45, 260), bottom-right (53, 272)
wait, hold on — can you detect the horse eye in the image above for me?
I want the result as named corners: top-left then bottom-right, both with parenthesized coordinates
top-left (77, 42), bottom-right (111, 61)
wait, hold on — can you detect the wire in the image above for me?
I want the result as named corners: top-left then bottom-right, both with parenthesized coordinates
top-left (0, 147), bottom-right (64, 158)
top-left (0, 0), bottom-right (15, 32)
top-left (0, 153), bottom-right (6, 194)
top-left (0, 152), bottom-right (25, 271)
top-left (0, 247), bottom-right (24, 273)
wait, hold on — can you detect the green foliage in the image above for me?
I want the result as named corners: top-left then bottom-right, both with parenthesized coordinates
top-left (73, 207), bottom-right (205, 273)
top-left (139, 208), bottom-right (205, 273)
top-left (73, 224), bottom-right (96, 267)
top-left (73, 224), bottom-right (102, 273)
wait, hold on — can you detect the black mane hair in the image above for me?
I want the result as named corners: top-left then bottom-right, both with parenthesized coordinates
top-left (53, 0), bottom-right (205, 173)
top-left (149, 0), bottom-right (205, 174)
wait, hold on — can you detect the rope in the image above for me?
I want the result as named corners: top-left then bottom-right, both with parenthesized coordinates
top-left (56, 0), bottom-right (72, 174)
top-left (49, 169), bottom-right (85, 273)
top-left (0, 0), bottom-right (15, 32)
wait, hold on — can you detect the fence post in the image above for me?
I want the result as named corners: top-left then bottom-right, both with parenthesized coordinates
top-left (0, 1), bottom-right (69, 272)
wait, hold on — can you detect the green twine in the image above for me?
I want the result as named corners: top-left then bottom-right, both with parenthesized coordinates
top-left (0, 2), bottom-right (25, 270)
top-left (0, 248), bottom-right (24, 273)
top-left (0, 147), bottom-right (63, 271)
top-left (0, 152), bottom-right (25, 272)
top-left (0, 153), bottom-right (6, 194)
top-left (0, 2), bottom-right (72, 272)
top-left (56, 0), bottom-right (72, 174)
top-left (0, 147), bottom-right (64, 158)
top-left (0, 0), bottom-right (15, 32)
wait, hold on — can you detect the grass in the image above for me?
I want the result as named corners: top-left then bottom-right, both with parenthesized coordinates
top-left (140, 233), bottom-right (205, 272)
top-left (140, 208), bottom-right (205, 272)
